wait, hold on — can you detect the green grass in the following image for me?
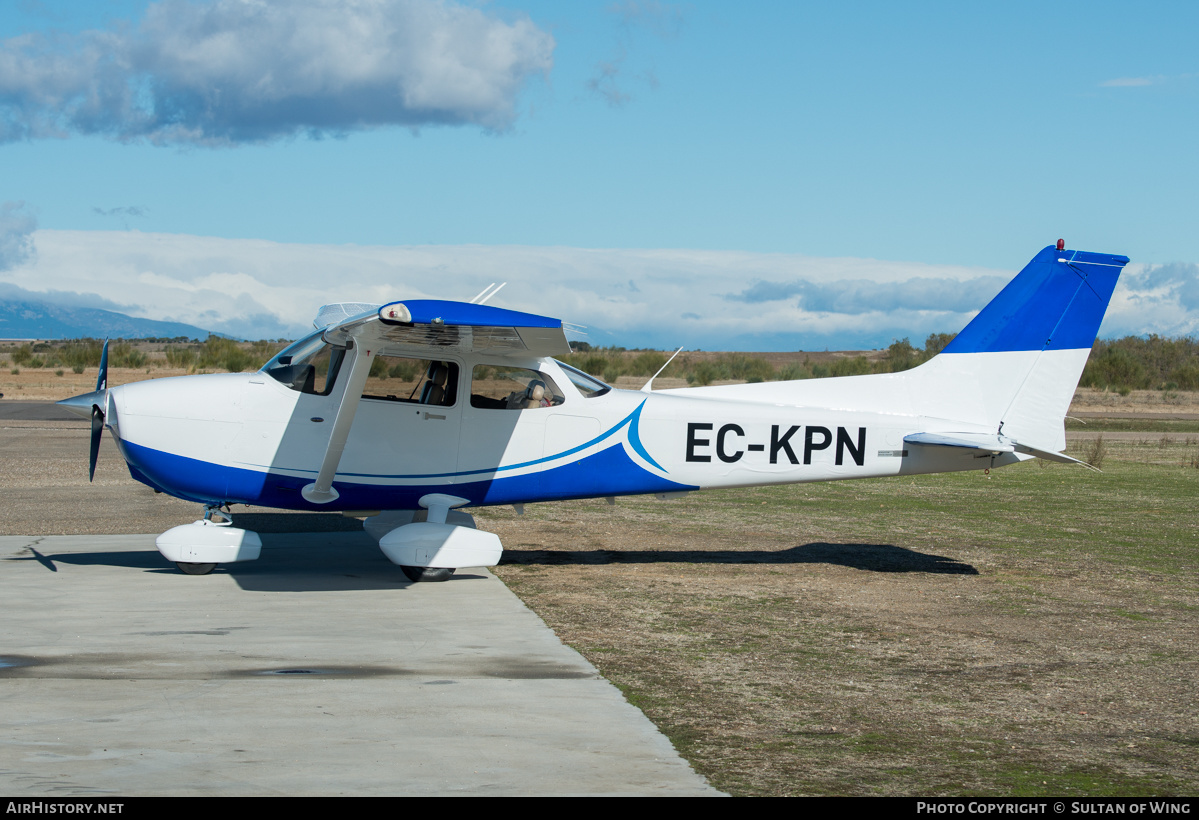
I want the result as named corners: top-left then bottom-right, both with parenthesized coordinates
top-left (1066, 418), bottom-right (1199, 433)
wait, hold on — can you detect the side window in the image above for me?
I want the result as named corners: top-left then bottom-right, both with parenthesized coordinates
top-left (363, 357), bottom-right (459, 407)
top-left (265, 333), bottom-right (346, 395)
top-left (470, 366), bottom-right (565, 410)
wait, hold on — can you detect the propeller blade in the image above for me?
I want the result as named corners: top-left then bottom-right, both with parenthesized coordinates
top-left (96, 339), bottom-right (109, 392)
top-left (89, 404), bottom-right (104, 482)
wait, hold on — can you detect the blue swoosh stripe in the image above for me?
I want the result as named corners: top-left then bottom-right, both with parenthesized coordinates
top-left (242, 400), bottom-right (665, 481)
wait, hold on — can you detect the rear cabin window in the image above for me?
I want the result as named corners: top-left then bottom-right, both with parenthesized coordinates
top-left (363, 357), bottom-right (458, 407)
top-left (556, 361), bottom-right (611, 398)
top-left (470, 366), bottom-right (565, 410)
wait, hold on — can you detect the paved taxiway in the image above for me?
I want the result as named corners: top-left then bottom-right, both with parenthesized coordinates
top-left (0, 403), bottom-right (720, 796)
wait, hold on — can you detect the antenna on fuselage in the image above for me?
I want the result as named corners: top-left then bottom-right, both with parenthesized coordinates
top-left (469, 282), bottom-right (507, 304)
top-left (641, 347), bottom-right (685, 393)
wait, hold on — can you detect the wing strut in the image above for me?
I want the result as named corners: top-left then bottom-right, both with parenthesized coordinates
top-left (301, 335), bottom-right (378, 504)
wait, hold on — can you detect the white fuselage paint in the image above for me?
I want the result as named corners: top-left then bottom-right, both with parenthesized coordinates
top-left (101, 345), bottom-right (1090, 507)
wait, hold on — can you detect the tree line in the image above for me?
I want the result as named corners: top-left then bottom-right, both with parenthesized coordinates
top-left (6, 333), bottom-right (1197, 392)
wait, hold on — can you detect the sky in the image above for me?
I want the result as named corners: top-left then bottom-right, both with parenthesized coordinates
top-left (0, 0), bottom-right (1196, 348)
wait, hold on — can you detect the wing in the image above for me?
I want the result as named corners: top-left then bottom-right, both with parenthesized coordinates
top-left (316, 299), bottom-right (571, 358)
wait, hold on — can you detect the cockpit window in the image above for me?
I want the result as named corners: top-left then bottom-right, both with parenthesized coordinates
top-left (263, 330), bottom-right (346, 395)
top-left (363, 356), bottom-right (458, 407)
top-left (555, 361), bottom-right (611, 398)
top-left (470, 366), bottom-right (565, 409)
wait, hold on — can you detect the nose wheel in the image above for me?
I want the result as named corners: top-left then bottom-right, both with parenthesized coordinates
top-left (176, 562), bottom-right (217, 576)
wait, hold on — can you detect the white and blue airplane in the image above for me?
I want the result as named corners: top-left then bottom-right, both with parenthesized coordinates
top-left (60, 242), bottom-right (1128, 581)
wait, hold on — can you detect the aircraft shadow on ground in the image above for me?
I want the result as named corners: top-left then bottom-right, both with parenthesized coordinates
top-left (500, 543), bottom-right (979, 575)
top-left (22, 541), bottom-right (493, 593)
top-left (15, 509), bottom-right (977, 588)
top-left (15, 513), bottom-right (491, 592)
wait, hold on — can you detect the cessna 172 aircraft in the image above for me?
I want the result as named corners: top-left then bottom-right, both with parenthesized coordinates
top-left (60, 242), bottom-right (1127, 581)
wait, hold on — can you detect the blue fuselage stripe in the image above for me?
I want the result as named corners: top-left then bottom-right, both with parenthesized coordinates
top-left (120, 437), bottom-right (695, 510)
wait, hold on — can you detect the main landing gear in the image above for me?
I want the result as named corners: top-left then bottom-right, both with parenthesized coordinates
top-left (399, 566), bottom-right (455, 583)
top-left (155, 495), bottom-right (504, 583)
top-left (364, 494), bottom-right (503, 583)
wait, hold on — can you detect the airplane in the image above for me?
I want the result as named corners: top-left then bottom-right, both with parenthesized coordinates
top-left (58, 241), bottom-right (1128, 581)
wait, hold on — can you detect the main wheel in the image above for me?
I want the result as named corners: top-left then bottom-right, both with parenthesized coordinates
top-left (400, 565), bottom-right (455, 583)
top-left (177, 562), bottom-right (217, 575)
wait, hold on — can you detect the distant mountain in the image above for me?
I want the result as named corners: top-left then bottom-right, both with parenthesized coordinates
top-left (0, 298), bottom-right (219, 340)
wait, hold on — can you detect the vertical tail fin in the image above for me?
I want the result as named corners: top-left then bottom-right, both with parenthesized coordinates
top-left (936, 245), bottom-right (1129, 449)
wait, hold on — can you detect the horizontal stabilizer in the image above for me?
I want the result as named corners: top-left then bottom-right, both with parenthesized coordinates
top-left (1011, 441), bottom-right (1099, 471)
top-left (905, 432), bottom-right (1098, 471)
top-left (904, 432), bottom-right (1014, 453)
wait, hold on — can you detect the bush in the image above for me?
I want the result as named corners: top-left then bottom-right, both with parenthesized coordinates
top-left (884, 338), bottom-right (920, 372)
top-left (924, 332), bottom-right (956, 357)
top-left (389, 361), bottom-right (419, 381)
top-left (165, 346), bottom-right (197, 368)
top-left (57, 340), bottom-right (104, 370)
top-left (1081, 335), bottom-right (1199, 391)
top-left (196, 337), bottom-right (261, 372)
top-left (777, 362), bottom-right (812, 381)
top-left (1082, 435), bottom-right (1106, 470)
top-left (109, 343), bottom-right (147, 369)
top-left (222, 349), bottom-right (253, 373)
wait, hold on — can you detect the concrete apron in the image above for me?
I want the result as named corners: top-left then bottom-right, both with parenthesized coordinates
top-left (0, 532), bottom-right (721, 796)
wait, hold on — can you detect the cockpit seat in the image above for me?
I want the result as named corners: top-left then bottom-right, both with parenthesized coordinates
top-left (420, 363), bottom-right (449, 406)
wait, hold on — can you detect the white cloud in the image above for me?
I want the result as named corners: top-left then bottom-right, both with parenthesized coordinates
top-left (0, 0), bottom-right (555, 145)
top-left (4, 229), bottom-right (1133, 349)
top-left (1100, 261), bottom-right (1199, 339)
top-left (4, 230), bottom-right (1194, 347)
top-left (0, 201), bottom-right (36, 270)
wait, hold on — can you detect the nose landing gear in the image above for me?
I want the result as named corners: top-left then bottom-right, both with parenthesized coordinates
top-left (157, 505), bottom-right (263, 575)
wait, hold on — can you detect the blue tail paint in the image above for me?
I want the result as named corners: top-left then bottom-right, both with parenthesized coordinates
top-left (942, 246), bottom-right (1129, 355)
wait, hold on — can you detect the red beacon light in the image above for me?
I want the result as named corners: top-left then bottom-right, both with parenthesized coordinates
top-left (1056, 239), bottom-right (1065, 251)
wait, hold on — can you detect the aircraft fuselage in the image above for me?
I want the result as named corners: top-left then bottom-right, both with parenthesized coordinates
top-left (104, 353), bottom-right (1014, 512)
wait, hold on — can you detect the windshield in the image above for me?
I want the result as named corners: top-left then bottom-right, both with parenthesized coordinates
top-left (262, 330), bottom-right (346, 395)
top-left (263, 330), bottom-right (324, 371)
